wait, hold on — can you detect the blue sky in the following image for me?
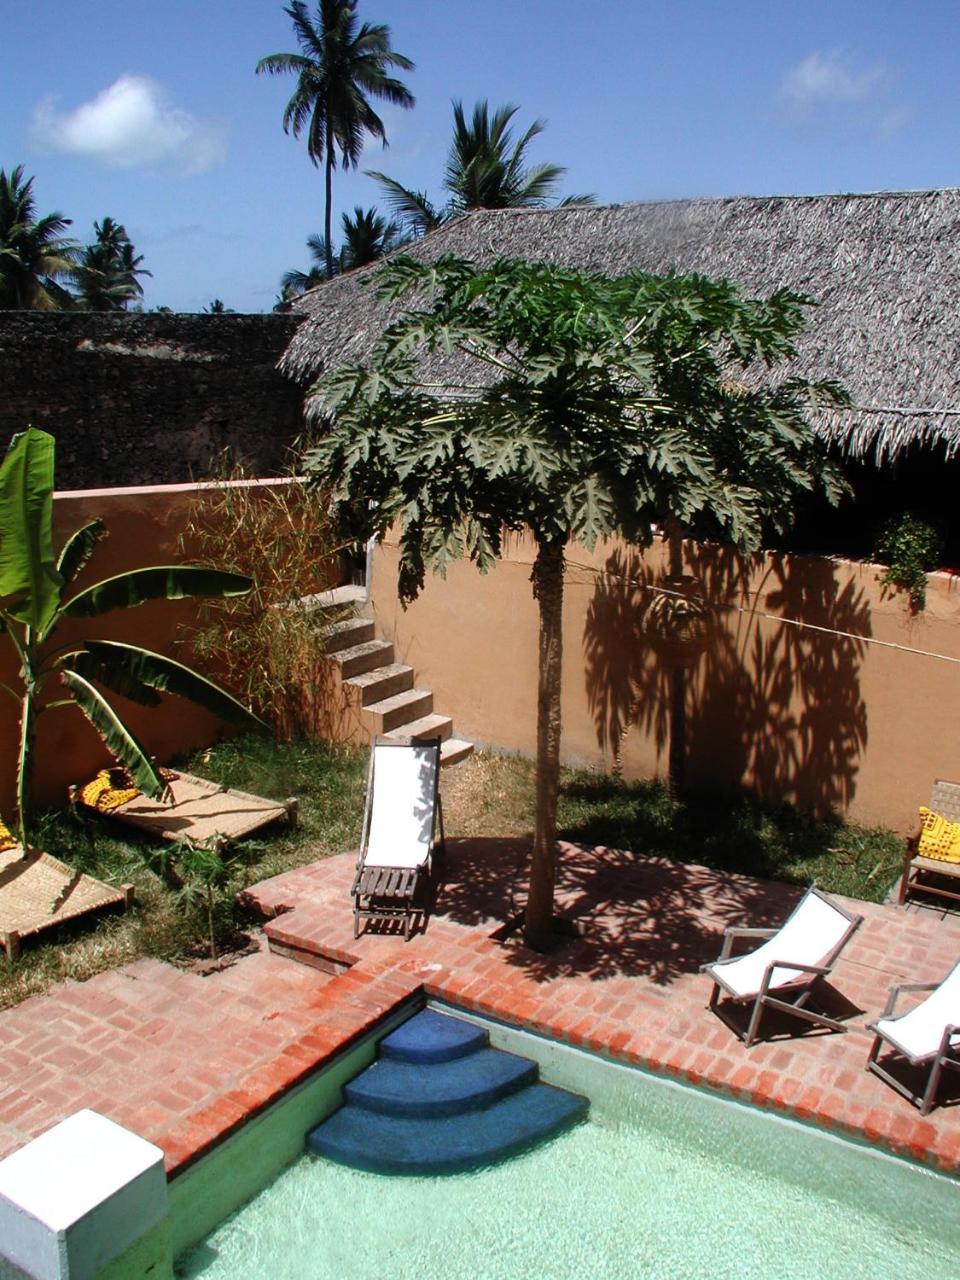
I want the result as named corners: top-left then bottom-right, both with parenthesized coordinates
top-left (3, 1), bottom-right (957, 312)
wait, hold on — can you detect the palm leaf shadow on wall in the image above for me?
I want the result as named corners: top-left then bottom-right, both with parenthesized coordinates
top-left (583, 546), bottom-right (870, 816)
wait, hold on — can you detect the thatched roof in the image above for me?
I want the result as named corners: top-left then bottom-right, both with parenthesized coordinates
top-left (282, 190), bottom-right (960, 462)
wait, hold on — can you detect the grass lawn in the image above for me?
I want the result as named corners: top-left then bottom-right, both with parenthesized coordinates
top-left (0, 735), bottom-right (906, 1011)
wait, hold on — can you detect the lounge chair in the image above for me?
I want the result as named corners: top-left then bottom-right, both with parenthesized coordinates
top-left (898, 780), bottom-right (960, 908)
top-left (702, 886), bottom-right (863, 1047)
top-left (352, 737), bottom-right (444, 940)
top-left (866, 961), bottom-right (960, 1114)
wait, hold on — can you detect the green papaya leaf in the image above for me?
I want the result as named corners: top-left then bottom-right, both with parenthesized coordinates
top-left (64, 640), bottom-right (265, 730)
top-left (59, 669), bottom-right (168, 799)
top-left (57, 519), bottom-right (106, 587)
top-left (61, 566), bottom-right (253, 618)
top-left (0, 428), bottom-right (63, 632)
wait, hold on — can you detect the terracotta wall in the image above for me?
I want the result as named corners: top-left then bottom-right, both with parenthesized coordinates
top-left (0, 479), bottom-right (300, 819)
top-left (367, 530), bottom-right (960, 834)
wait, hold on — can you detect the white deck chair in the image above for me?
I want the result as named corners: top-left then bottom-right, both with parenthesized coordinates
top-left (351, 738), bottom-right (444, 940)
top-left (702, 887), bottom-right (863, 1046)
top-left (866, 961), bottom-right (960, 1115)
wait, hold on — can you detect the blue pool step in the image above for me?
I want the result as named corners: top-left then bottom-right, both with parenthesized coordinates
top-left (308, 1008), bottom-right (588, 1175)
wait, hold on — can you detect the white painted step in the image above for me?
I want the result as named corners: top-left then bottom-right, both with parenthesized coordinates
top-left (440, 739), bottom-right (474, 767)
top-left (345, 663), bottom-right (414, 706)
top-left (384, 713), bottom-right (453, 743)
top-left (363, 688), bottom-right (434, 733)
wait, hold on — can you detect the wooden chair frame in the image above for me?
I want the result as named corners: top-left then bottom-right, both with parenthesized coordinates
top-left (703, 887), bottom-right (863, 1047)
top-left (898, 780), bottom-right (960, 909)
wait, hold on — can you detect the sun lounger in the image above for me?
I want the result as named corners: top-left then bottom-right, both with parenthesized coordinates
top-left (866, 961), bottom-right (960, 1114)
top-left (351, 737), bottom-right (444, 940)
top-left (702, 886), bottom-right (863, 1046)
top-left (70, 768), bottom-right (297, 850)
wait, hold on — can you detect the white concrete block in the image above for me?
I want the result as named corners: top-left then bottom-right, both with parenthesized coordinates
top-left (0, 1110), bottom-right (167, 1280)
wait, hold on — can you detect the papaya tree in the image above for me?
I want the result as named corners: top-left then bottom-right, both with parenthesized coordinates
top-left (0, 428), bottom-right (263, 849)
top-left (301, 256), bottom-right (848, 948)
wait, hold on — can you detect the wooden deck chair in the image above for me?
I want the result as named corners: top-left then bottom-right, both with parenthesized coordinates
top-left (866, 961), bottom-right (960, 1115)
top-left (351, 737), bottom-right (444, 940)
top-left (702, 886), bottom-right (863, 1047)
top-left (898, 780), bottom-right (960, 908)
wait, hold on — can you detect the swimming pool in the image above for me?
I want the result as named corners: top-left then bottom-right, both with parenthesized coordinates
top-left (174, 1005), bottom-right (960, 1280)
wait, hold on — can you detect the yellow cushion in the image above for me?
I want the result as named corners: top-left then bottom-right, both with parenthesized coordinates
top-left (917, 807), bottom-right (960, 863)
top-left (0, 817), bottom-right (16, 853)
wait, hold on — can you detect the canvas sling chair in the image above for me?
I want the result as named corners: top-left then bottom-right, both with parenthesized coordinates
top-left (701, 886), bottom-right (863, 1047)
top-left (352, 737), bottom-right (444, 941)
top-left (866, 960), bottom-right (960, 1115)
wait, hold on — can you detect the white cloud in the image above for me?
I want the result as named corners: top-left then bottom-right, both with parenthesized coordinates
top-left (778, 50), bottom-right (910, 138)
top-left (29, 75), bottom-right (227, 174)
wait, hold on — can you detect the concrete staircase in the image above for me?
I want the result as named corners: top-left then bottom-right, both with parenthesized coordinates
top-left (308, 1008), bottom-right (588, 1174)
top-left (319, 591), bottom-right (473, 768)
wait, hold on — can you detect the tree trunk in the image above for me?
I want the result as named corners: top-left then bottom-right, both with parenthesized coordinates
top-left (524, 537), bottom-right (565, 947)
top-left (324, 143), bottom-right (335, 280)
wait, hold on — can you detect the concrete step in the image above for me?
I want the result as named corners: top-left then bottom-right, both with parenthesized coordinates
top-left (383, 713), bottom-right (453, 744)
top-left (297, 584), bottom-right (366, 612)
top-left (345, 1048), bottom-right (537, 1118)
top-left (440, 738), bottom-right (474, 768)
top-left (324, 617), bottom-right (375, 654)
top-left (345, 663), bottom-right (415, 707)
top-left (362, 688), bottom-right (433, 734)
top-left (330, 639), bottom-right (394, 679)
top-left (380, 1009), bottom-right (488, 1065)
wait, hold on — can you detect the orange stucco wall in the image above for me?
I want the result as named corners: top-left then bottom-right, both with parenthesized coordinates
top-left (367, 529), bottom-right (960, 835)
top-left (0, 479), bottom-right (299, 819)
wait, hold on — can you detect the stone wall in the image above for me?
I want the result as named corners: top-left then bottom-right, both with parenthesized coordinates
top-left (0, 312), bottom-right (305, 487)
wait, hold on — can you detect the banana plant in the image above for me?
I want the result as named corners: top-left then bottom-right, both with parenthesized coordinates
top-left (0, 427), bottom-right (264, 850)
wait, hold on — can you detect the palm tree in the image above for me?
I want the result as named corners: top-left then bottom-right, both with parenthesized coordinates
top-left (281, 232), bottom-right (337, 299)
top-left (73, 217), bottom-right (151, 311)
top-left (0, 166), bottom-right (78, 310)
top-left (369, 99), bottom-right (594, 239)
top-left (340, 204), bottom-right (399, 269)
top-left (257, 1), bottom-right (415, 280)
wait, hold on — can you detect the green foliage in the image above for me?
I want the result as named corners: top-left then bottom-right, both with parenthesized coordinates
top-left (874, 512), bottom-right (942, 610)
top-left (0, 428), bottom-right (263, 848)
top-left (0, 166), bottom-right (78, 310)
top-left (164, 841), bottom-right (244, 961)
top-left (369, 99), bottom-right (594, 238)
top-left (303, 256), bottom-right (849, 603)
top-left (72, 216), bottom-right (150, 311)
top-left (256, 0), bottom-right (415, 279)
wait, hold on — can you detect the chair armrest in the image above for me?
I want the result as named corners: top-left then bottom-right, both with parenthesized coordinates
top-left (717, 926), bottom-right (775, 961)
top-left (759, 959), bottom-right (830, 993)
top-left (880, 981), bottom-right (939, 1019)
top-left (939, 1023), bottom-right (960, 1055)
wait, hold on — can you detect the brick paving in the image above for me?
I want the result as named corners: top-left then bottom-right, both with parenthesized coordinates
top-left (1, 840), bottom-right (959, 1181)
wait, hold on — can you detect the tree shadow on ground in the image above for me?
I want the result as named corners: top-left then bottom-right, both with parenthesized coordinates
top-left (435, 834), bottom-right (800, 986)
top-left (583, 543), bottom-right (871, 815)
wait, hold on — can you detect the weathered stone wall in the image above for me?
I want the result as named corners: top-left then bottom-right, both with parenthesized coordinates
top-left (0, 313), bottom-right (306, 487)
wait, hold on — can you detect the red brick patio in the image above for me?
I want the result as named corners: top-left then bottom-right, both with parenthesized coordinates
top-left (2, 840), bottom-right (960, 1180)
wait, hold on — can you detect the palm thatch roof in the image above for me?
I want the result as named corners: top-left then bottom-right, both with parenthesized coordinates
top-left (282, 190), bottom-right (960, 463)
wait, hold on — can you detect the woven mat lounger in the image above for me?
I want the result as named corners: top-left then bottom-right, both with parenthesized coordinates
top-left (0, 846), bottom-right (133, 961)
top-left (71, 771), bottom-right (297, 847)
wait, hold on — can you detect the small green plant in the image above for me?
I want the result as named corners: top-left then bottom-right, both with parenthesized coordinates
top-left (163, 840), bottom-right (243, 961)
top-left (874, 513), bottom-right (942, 611)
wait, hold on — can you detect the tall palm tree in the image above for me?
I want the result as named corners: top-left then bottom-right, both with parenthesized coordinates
top-left (340, 204), bottom-right (399, 269)
top-left (369, 99), bottom-right (594, 239)
top-left (0, 166), bottom-right (78, 310)
top-left (257, 1), bottom-right (415, 280)
top-left (73, 216), bottom-right (151, 311)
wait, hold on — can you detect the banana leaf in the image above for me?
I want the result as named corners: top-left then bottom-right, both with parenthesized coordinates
top-left (0, 428), bottom-right (62, 633)
top-left (61, 566), bottom-right (253, 618)
top-left (57, 519), bottom-right (106, 587)
top-left (59, 669), bottom-right (168, 799)
top-left (63, 640), bottom-right (266, 730)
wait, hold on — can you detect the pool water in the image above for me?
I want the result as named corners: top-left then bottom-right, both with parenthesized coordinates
top-left (177, 1070), bottom-right (959, 1280)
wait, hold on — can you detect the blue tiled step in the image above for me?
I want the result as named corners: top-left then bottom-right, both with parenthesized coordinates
top-left (345, 1047), bottom-right (538, 1117)
top-left (308, 1082), bottom-right (588, 1174)
top-left (379, 1008), bottom-right (488, 1064)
